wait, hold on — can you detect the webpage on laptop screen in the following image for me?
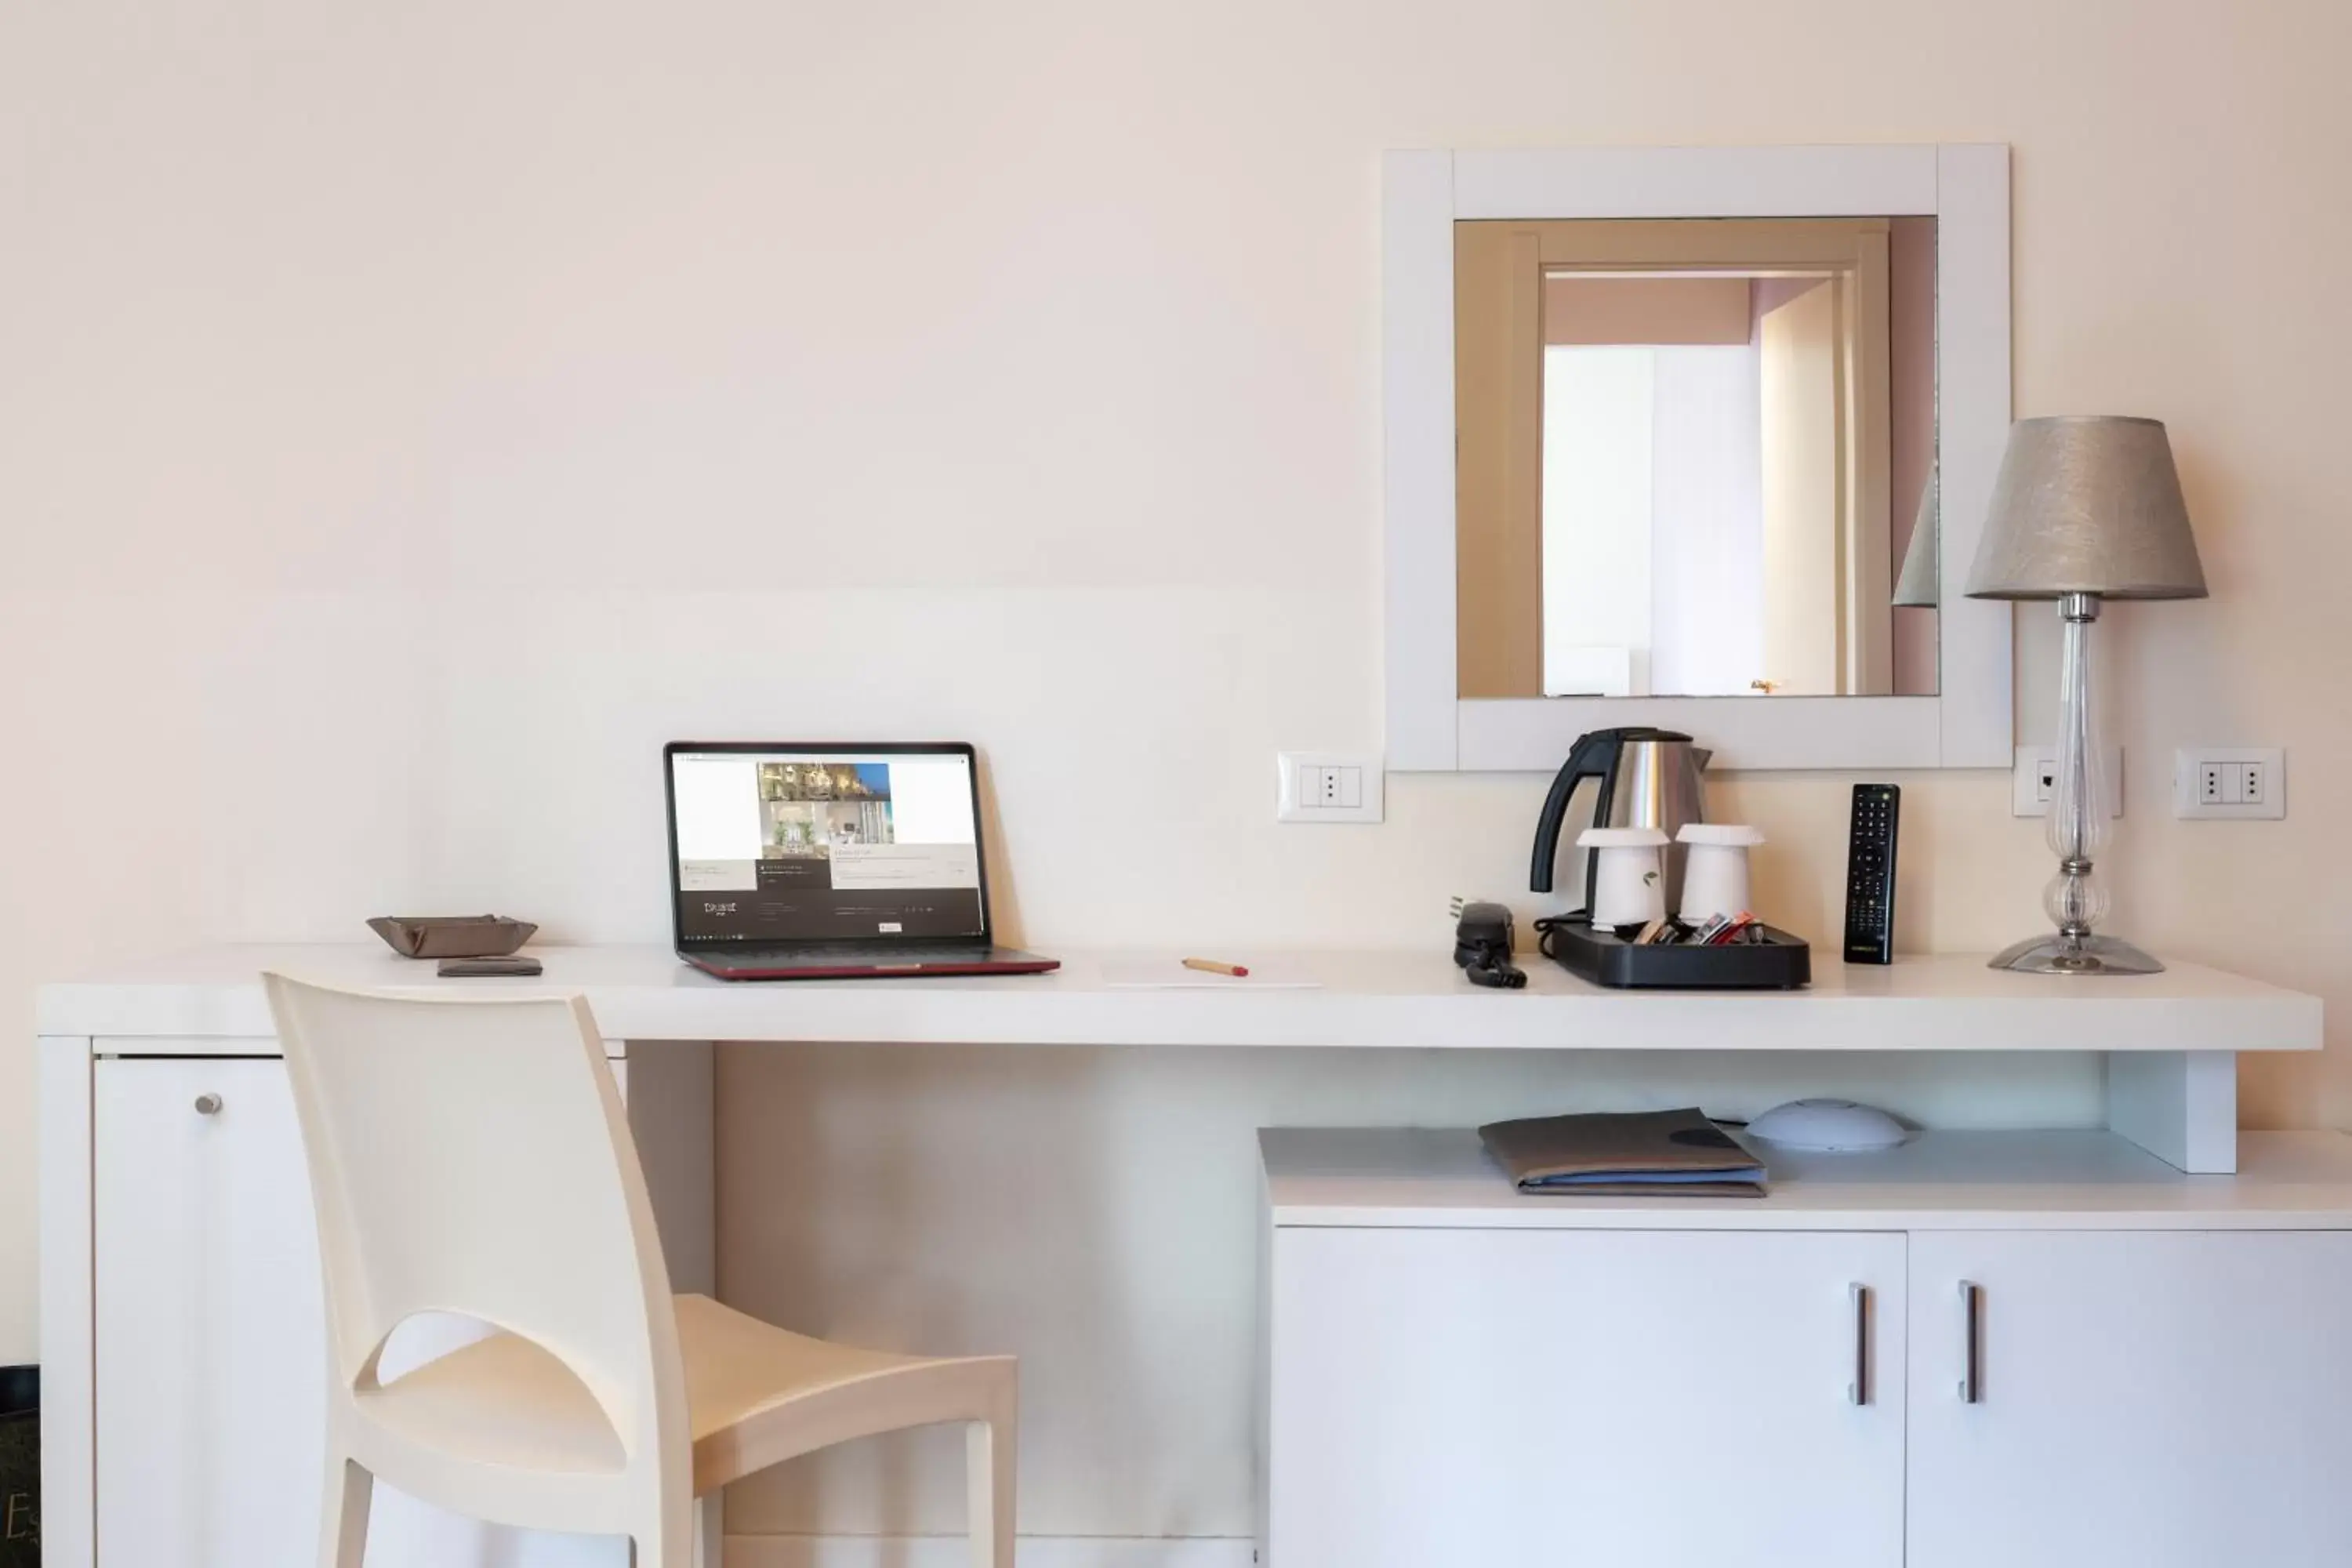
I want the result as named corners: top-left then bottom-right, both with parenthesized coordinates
top-left (671, 751), bottom-right (984, 942)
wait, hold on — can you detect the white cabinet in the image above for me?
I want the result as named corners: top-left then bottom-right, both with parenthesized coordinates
top-left (1269, 1226), bottom-right (1907, 1568)
top-left (91, 1056), bottom-right (633, 1568)
top-left (1260, 1128), bottom-right (2352, 1568)
top-left (1907, 1231), bottom-right (2352, 1568)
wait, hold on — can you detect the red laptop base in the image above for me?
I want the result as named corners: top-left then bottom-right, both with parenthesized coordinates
top-left (684, 949), bottom-right (1060, 982)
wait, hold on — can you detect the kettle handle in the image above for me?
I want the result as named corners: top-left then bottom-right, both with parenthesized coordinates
top-left (1530, 731), bottom-right (1623, 895)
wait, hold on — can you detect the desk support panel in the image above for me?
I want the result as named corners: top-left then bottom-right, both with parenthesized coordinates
top-left (38, 1036), bottom-right (96, 1568)
top-left (2107, 1051), bottom-right (2236, 1173)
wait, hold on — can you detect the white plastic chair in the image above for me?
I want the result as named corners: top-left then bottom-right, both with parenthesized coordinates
top-left (263, 974), bottom-right (1017, 1568)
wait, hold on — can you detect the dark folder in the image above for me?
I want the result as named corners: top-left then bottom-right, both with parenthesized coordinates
top-left (1479, 1107), bottom-right (1767, 1197)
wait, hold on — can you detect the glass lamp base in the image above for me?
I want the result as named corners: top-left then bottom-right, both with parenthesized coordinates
top-left (1987, 932), bottom-right (2166, 976)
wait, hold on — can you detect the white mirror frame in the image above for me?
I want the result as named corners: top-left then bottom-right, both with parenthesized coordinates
top-left (1384, 143), bottom-right (2013, 771)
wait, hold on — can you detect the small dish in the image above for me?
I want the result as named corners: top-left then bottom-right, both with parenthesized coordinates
top-left (366, 916), bottom-right (538, 960)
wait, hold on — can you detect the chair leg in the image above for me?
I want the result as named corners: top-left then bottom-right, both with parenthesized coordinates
top-left (967, 1412), bottom-right (1016, 1568)
top-left (320, 1454), bottom-right (373, 1568)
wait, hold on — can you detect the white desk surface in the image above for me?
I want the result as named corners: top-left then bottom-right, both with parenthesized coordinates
top-left (36, 942), bottom-right (2322, 1053)
top-left (1260, 1127), bottom-right (2352, 1230)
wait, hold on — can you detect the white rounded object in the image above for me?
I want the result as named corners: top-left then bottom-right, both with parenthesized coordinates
top-left (1747, 1098), bottom-right (1910, 1152)
top-left (1678, 822), bottom-right (1766, 846)
top-left (1577, 826), bottom-right (1671, 848)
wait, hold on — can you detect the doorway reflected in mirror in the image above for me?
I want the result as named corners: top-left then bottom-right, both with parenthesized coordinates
top-left (1455, 217), bottom-right (1939, 699)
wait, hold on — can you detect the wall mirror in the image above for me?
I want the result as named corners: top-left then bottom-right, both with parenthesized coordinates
top-left (1385, 146), bottom-right (2012, 771)
top-left (1458, 217), bottom-right (1939, 701)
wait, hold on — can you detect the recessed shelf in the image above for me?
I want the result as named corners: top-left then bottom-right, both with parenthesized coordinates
top-left (1262, 1127), bottom-right (2352, 1232)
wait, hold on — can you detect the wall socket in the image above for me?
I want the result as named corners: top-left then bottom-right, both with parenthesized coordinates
top-left (1276, 751), bottom-right (1384, 823)
top-left (2173, 747), bottom-right (2286, 819)
top-left (2010, 745), bottom-right (2125, 818)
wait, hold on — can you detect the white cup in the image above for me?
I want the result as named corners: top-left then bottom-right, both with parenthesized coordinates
top-left (1577, 826), bottom-right (1670, 927)
top-left (1677, 823), bottom-right (1766, 921)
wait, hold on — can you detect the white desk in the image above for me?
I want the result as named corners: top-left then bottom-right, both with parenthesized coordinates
top-left (42, 941), bottom-right (2313, 1179)
top-left (35, 944), bottom-right (2326, 1568)
top-left (38, 940), bottom-right (2321, 1053)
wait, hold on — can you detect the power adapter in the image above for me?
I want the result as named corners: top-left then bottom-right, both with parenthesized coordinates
top-left (1450, 898), bottom-right (1528, 989)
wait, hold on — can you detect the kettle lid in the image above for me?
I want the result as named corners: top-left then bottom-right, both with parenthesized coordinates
top-left (1566, 725), bottom-right (1693, 752)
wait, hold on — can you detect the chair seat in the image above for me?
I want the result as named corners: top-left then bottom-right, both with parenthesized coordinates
top-left (358, 1294), bottom-right (1011, 1492)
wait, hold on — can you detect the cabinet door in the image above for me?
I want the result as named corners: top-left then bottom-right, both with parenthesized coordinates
top-left (1268, 1226), bottom-right (1907, 1568)
top-left (1908, 1230), bottom-right (2352, 1568)
top-left (94, 1058), bottom-right (627, 1568)
top-left (96, 1058), bottom-right (328, 1568)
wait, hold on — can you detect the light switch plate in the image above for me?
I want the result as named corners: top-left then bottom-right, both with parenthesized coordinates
top-left (2010, 745), bottom-right (2125, 818)
top-left (1277, 751), bottom-right (1384, 823)
top-left (2173, 746), bottom-right (2286, 819)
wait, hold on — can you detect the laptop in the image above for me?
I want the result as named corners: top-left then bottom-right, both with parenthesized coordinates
top-left (664, 741), bottom-right (1059, 981)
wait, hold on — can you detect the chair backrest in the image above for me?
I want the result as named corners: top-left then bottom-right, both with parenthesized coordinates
top-left (263, 974), bottom-right (687, 1465)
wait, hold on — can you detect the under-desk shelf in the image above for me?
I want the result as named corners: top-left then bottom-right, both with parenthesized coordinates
top-left (1261, 1127), bottom-right (2352, 1232)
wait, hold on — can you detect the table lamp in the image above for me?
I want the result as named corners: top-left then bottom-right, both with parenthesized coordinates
top-left (1965, 416), bottom-right (2207, 975)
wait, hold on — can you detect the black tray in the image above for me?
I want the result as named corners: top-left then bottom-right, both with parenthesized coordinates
top-left (1539, 916), bottom-right (1811, 989)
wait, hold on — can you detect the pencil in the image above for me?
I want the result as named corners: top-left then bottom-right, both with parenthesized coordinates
top-left (1181, 957), bottom-right (1250, 978)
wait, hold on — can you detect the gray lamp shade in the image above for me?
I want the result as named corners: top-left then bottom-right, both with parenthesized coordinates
top-left (1965, 416), bottom-right (2208, 601)
top-left (1891, 463), bottom-right (1939, 607)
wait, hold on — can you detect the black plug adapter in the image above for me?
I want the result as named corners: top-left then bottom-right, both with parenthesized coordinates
top-left (1451, 898), bottom-right (1528, 989)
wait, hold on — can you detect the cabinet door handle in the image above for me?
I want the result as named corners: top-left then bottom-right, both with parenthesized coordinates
top-left (194, 1093), bottom-right (223, 1116)
top-left (1958, 1280), bottom-right (1983, 1403)
top-left (1848, 1283), bottom-right (1871, 1406)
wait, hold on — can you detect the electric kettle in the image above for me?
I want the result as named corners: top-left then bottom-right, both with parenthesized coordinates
top-left (1530, 727), bottom-right (1713, 914)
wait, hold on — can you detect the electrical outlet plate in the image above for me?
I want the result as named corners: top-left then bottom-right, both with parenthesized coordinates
top-left (2009, 745), bottom-right (2125, 818)
top-left (2174, 747), bottom-right (2285, 820)
top-left (1276, 751), bottom-right (1384, 823)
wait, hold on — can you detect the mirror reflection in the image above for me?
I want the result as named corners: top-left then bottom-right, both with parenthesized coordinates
top-left (1454, 217), bottom-right (1939, 699)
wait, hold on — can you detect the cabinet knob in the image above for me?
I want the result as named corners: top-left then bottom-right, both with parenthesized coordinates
top-left (194, 1093), bottom-right (223, 1116)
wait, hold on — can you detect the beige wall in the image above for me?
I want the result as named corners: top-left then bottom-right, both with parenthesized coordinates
top-left (5, 0), bottom-right (2351, 1537)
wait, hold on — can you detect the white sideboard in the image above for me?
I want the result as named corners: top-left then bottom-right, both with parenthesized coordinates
top-left (1261, 1127), bottom-right (2352, 1568)
top-left (35, 944), bottom-right (2327, 1567)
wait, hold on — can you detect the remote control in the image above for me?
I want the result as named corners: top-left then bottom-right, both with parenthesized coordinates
top-left (1843, 783), bottom-right (1900, 964)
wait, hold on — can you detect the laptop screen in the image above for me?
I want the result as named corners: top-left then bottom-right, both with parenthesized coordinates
top-left (666, 745), bottom-right (987, 945)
